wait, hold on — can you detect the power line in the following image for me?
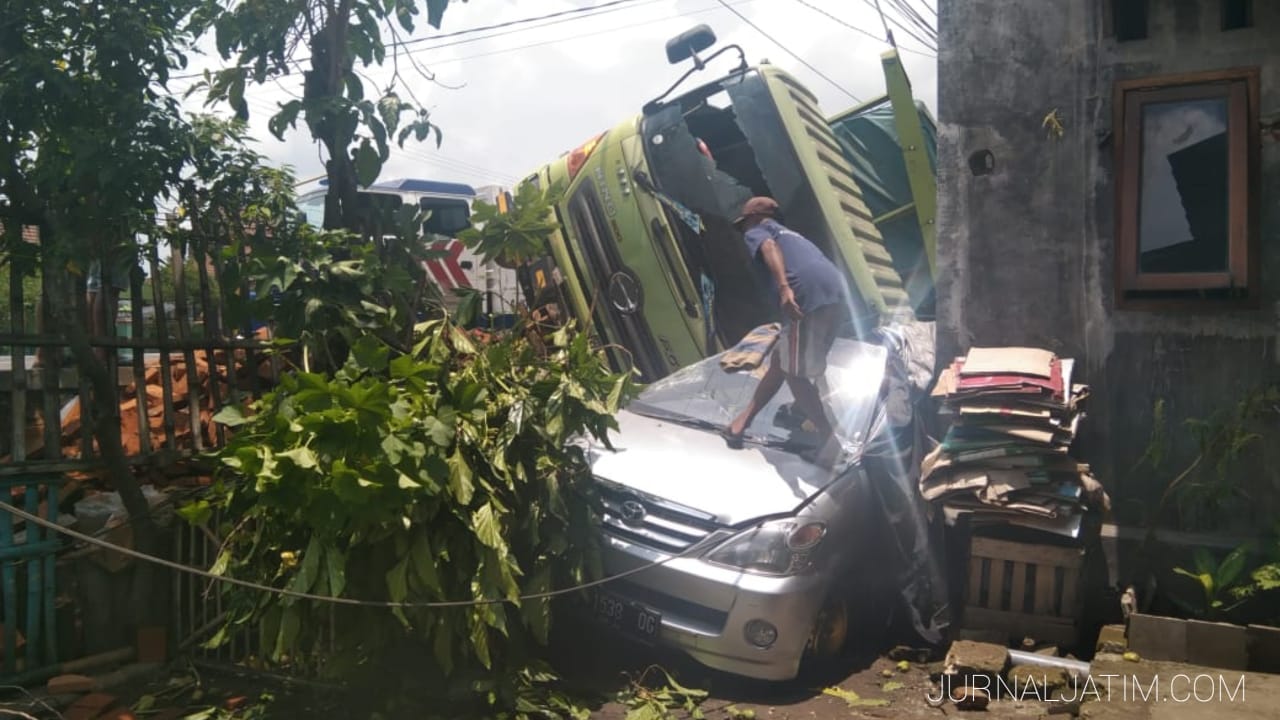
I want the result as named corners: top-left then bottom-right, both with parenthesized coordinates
top-left (170, 0), bottom-right (662, 82)
top-left (1, 499), bottom-right (709, 609)
top-left (714, 0), bottom-right (861, 103)
top-left (885, 0), bottom-right (937, 43)
top-left (791, 0), bottom-right (935, 58)
top-left (866, 0), bottom-right (937, 52)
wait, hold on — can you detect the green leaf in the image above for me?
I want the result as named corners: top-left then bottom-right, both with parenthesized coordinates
top-left (274, 604), bottom-right (301, 661)
top-left (448, 448), bottom-right (474, 505)
top-left (325, 544), bottom-right (347, 597)
top-left (355, 139), bottom-right (380, 187)
top-left (269, 100), bottom-right (303, 141)
top-left (471, 502), bottom-right (503, 549)
top-left (213, 403), bottom-right (250, 427)
top-left (287, 535), bottom-right (324, 596)
top-left (432, 622), bottom-right (453, 675)
top-left (279, 446), bottom-right (318, 469)
top-left (470, 617), bottom-right (491, 669)
top-left (1217, 543), bottom-right (1251, 590)
top-left (176, 499), bottom-right (213, 527)
top-left (386, 557), bottom-right (411, 627)
top-left (1193, 547), bottom-right (1216, 577)
top-left (410, 531), bottom-right (442, 595)
top-left (425, 0), bottom-right (450, 28)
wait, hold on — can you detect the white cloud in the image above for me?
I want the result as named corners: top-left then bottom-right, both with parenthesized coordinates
top-left (175, 0), bottom-right (938, 189)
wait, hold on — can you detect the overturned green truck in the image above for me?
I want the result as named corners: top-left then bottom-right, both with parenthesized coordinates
top-left (512, 26), bottom-right (937, 381)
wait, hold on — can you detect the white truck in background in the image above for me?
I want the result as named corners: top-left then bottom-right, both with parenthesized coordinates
top-left (296, 178), bottom-right (522, 328)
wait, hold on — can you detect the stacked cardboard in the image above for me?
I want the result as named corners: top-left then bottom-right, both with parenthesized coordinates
top-left (921, 346), bottom-right (1109, 538)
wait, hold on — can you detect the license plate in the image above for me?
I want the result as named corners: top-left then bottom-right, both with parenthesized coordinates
top-left (593, 590), bottom-right (661, 641)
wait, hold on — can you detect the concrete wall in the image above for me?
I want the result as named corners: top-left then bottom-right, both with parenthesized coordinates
top-left (936, 0), bottom-right (1280, 532)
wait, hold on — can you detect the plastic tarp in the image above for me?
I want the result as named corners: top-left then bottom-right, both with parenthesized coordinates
top-left (830, 101), bottom-right (937, 318)
top-left (862, 320), bottom-right (951, 646)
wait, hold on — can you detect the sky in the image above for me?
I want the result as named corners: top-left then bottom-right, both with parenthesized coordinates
top-left (170, 0), bottom-right (938, 194)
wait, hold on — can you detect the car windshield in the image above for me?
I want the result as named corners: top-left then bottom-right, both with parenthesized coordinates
top-left (625, 337), bottom-right (887, 450)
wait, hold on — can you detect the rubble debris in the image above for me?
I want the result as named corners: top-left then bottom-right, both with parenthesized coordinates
top-left (1007, 664), bottom-right (1069, 693)
top-left (1095, 624), bottom-right (1127, 654)
top-left (1007, 649), bottom-right (1090, 678)
top-left (944, 639), bottom-right (1010, 678)
top-left (10, 328), bottom-right (275, 470)
top-left (951, 685), bottom-right (990, 711)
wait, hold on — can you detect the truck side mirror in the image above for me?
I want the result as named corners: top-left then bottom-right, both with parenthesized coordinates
top-left (666, 24), bottom-right (716, 66)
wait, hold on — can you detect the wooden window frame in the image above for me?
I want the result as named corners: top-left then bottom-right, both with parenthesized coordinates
top-left (1112, 67), bottom-right (1261, 310)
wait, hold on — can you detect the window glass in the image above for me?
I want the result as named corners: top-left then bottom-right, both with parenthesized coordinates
top-left (1138, 97), bottom-right (1229, 274)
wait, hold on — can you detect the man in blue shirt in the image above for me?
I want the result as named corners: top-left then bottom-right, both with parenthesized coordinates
top-left (723, 196), bottom-right (848, 464)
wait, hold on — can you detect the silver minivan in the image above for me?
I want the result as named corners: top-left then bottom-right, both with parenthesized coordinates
top-left (582, 332), bottom-right (942, 681)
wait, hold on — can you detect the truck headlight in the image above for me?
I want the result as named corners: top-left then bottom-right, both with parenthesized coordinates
top-left (705, 519), bottom-right (826, 576)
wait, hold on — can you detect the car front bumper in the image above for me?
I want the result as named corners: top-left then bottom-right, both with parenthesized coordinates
top-left (598, 534), bottom-right (831, 681)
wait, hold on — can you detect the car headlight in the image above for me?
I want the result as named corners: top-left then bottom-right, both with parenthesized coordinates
top-left (705, 519), bottom-right (826, 576)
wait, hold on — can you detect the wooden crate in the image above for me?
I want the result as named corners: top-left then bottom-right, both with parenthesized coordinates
top-left (962, 536), bottom-right (1085, 646)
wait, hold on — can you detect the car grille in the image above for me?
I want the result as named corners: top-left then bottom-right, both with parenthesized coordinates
top-left (595, 480), bottom-right (720, 554)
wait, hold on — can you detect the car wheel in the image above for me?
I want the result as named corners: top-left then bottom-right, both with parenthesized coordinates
top-left (806, 593), bottom-right (850, 660)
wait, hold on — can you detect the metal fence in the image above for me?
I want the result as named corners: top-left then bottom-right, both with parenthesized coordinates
top-left (1, 222), bottom-right (276, 682)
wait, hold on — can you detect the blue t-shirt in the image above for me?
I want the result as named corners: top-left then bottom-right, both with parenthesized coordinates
top-left (743, 219), bottom-right (847, 315)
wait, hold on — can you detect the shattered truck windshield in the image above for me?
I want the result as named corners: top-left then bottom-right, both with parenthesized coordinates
top-left (639, 69), bottom-right (848, 351)
top-left (626, 339), bottom-right (888, 452)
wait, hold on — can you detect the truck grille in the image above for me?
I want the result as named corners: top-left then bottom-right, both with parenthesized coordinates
top-left (595, 480), bottom-right (720, 554)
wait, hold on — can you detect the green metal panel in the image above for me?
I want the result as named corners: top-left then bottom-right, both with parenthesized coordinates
top-left (881, 50), bottom-right (937, 280)
top-left (826, 49), bottom-right (939, 318)
top-left (758, 65), bottom-right (914, 322)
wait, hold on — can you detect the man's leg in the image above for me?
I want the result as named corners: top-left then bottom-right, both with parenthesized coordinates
top-left (786, 304), bottom-right (842, 457)
top-left (725, 347), bottom-right (786, 445)
top-left (785, 374), bottom-right (833, 441)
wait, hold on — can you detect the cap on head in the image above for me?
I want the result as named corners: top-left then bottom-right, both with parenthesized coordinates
top-left (733, 196), bottom-right (779, 228)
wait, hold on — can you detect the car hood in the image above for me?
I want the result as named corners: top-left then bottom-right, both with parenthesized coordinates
top-left (586, 409), bottom-right (847, 525)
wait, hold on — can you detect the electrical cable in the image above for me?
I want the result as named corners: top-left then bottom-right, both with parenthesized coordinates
top-left (887, 0), bottom-right (937, 43)
top-left (1, 499), bottom-right (711, 608)
top-left (168, 0), bottom-right (662, 82)
top-left (865, 0), bottom-right (937, 52)
top-left (713, 0), bottom-right (861, 103)
top-left (791, 0), bottom-right (935, 58)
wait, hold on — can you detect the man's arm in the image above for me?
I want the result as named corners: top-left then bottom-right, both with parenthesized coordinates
top-left (759, 238), bottom-right (802, 319)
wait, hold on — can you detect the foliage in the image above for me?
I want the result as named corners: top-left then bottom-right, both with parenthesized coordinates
top-left (820, 686), bottom-right (890, 708)
top-left (616, 667), bottom-right (709, 720)
top-left (0, 0), bottom-right (216, 615)
top-left (1169, 546), bottom-right (1251, 620)
top-left (194, 315), bottom-right (636, 716)
top-left (458, 182), bottom-right (566, 269)
top-left (1131, 386), bottom-right (1280, 533)
top-left (203, 0), bottom-right (461, 229)
top-left (1169, 527), bottom-right (1280, 622)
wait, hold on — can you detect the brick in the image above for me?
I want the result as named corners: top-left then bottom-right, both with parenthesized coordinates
top-left (1185, 619), bottom-right (1249, 671)
top-left (1126, 612), bottom-right (1187, 662)
top-left (944, 640), bottom-right (1010, 678)
top-left (1248, 624), bottom-right (1280, 673)
top-left (1007, 664), bottom-right (1069, 693)
top-left (1095, 624), bottom-right (1127, 654)
top-left (48, 673), bottom-right (95, 694)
